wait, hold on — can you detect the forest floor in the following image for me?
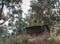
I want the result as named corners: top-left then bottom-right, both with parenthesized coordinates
top-left (0, 34), bottom-right (60, 44)
top-left (51, 37), bottom-right (60, 44)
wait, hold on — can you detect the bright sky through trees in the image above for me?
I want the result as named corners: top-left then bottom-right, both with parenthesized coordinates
top-left (22, 0), bottom-right (31, 18)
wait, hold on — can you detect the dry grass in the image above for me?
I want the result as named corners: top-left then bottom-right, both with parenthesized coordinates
top-left (0, 34), bottom-right (60, 44)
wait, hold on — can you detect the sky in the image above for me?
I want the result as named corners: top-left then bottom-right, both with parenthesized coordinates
top-left (22, 0), bottom-right (31, 18)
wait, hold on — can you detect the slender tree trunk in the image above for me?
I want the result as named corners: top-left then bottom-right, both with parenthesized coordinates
top-left (37, 8), bottom-right (43, 25)
top-left (0, 0), bottom-right (3, 19)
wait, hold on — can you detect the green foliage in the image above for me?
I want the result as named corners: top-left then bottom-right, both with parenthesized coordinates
top-left (0, 0), bottom-right (23, 36)
top-left (0, 27), bottom-right (3, 34)
top-left (25, 0), bottom-right (60, 35)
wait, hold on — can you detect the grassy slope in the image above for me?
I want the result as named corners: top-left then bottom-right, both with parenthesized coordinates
top-left (0, 34), bottom-right (60, 44)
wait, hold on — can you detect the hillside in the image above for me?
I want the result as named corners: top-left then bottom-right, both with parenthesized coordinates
top-left (0, 34), bottom-right (60, 44)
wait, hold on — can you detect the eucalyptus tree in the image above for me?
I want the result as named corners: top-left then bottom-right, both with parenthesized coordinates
top-left (0, 0), bottom-right (23, 37)
top-left (29, 0), bottom-right (60, 35)
top-left (29, 0), bottom-right (51, 25)
top-left (0, 0), bottom-right (6, 19)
